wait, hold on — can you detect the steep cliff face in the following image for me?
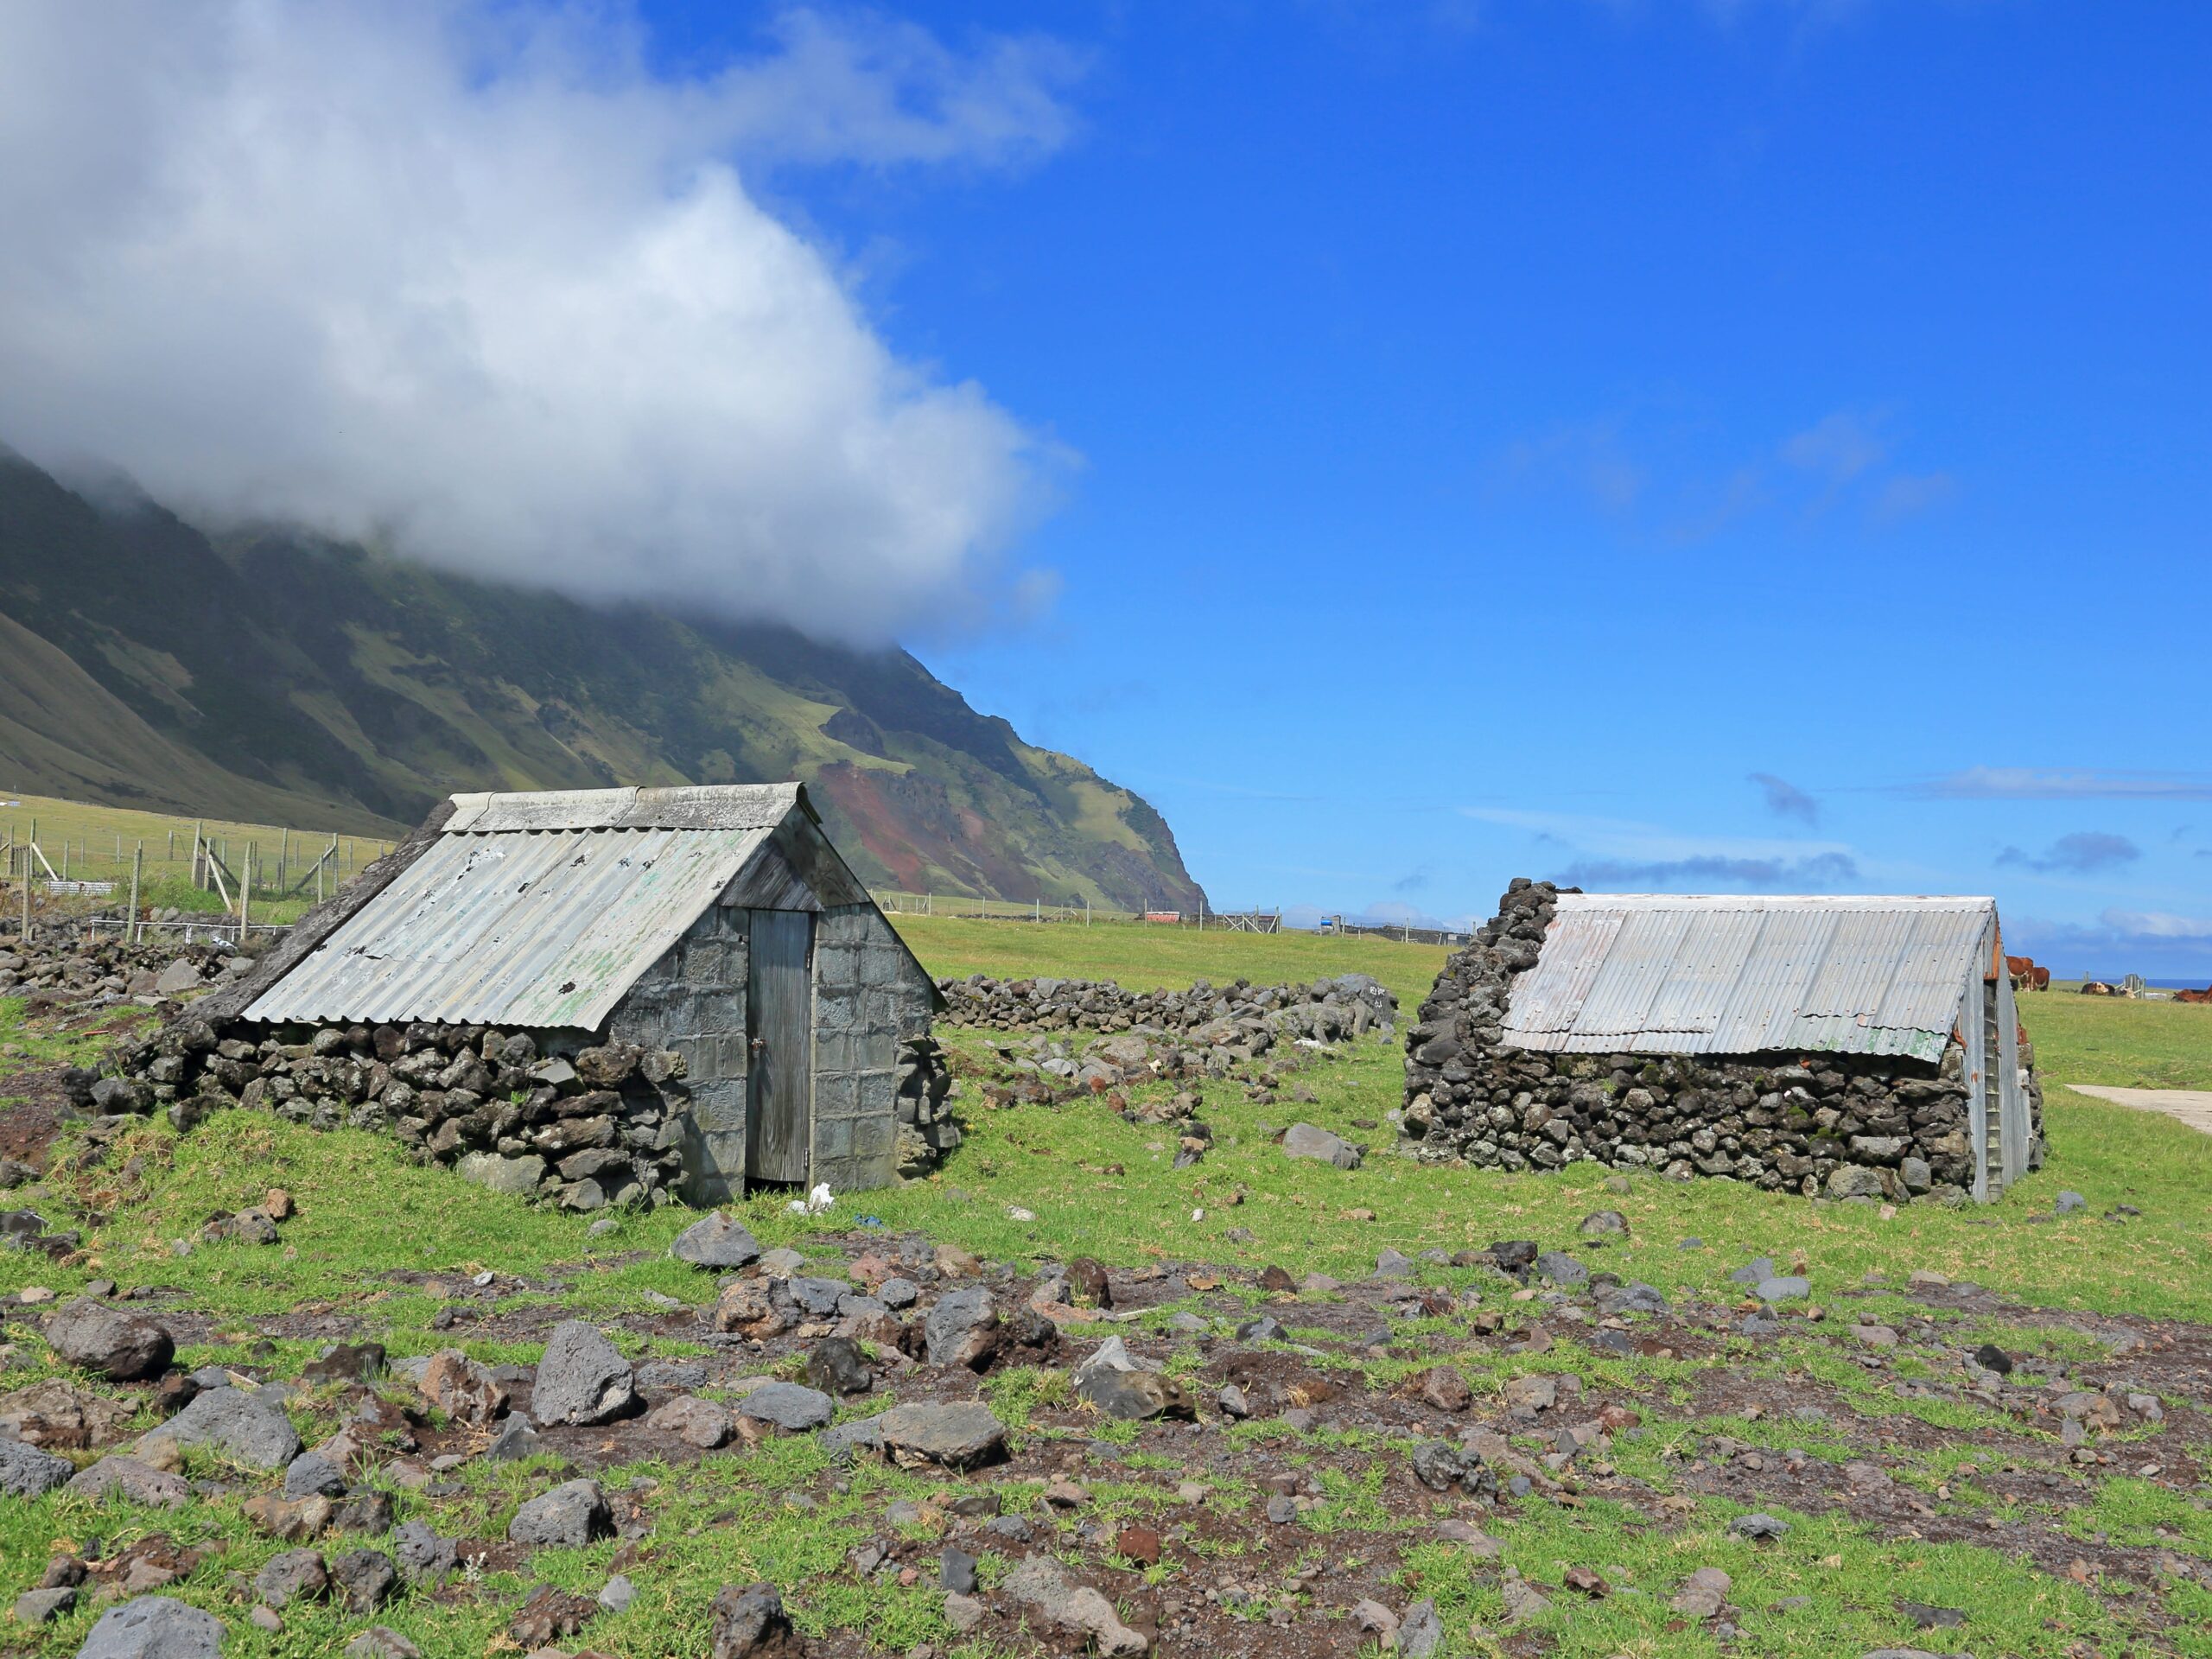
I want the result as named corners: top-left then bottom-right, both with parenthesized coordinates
top-left (0, 454), bottom-right (1206, 913)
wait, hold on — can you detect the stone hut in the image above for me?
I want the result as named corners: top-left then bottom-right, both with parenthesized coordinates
top-left (186, 784), bottom-right (946, 1205)
top-left (1402, 880), bottom-right (2044, 1203)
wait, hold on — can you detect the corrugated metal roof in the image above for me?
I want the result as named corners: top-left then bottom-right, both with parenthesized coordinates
top-left (243, 824), bottom-right (772, 1029)
top-left (444, 784), bottom-right (801, 836)
top-left (1501, 893), bottom-right (1994, 1061)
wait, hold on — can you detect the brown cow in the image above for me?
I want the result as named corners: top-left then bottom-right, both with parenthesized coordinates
top-left (2005, 954), bottom-right (2051, 992)
top-left (2177, 985), bottom-right (2212, 1005)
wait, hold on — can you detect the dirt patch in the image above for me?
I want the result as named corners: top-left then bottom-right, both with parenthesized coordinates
top-left (0, 1067), bottom-right (72, 1168)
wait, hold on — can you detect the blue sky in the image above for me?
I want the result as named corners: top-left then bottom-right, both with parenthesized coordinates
top-left (5, 3), bottom-right (2206, 974)
top-left (649, 0), bottom-right (2210, 974)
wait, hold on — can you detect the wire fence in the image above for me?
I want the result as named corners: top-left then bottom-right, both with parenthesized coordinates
top-left (873, 890), bottom-right (1114, 925)
top-left (3, 815), bottom-right (393, 911)
top-left (870, 890), bottom-right (1462, 944)
top-left (872, 890), bottom-right (1296, 930)
top-left (1317, 918), bottom-right (1478, 947)
top-left (3, 809), bottom-right (1464, 954)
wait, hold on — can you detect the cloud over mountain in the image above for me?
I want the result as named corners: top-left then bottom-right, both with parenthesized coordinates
top-left (0, 2), bottom-right (1079, 643)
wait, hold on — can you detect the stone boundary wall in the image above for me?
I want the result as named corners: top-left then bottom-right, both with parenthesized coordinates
top-left (110, 1009), bottom-right (955, 1209)
top-left (937, 973), bottom-right (1396, 1044)
top-left (1400, 880), bottom-right (2044, 1204)
top-left (0, 926), bottom-right (255, 1007)
top-left (115, 1019), bottom-right (694, 1210)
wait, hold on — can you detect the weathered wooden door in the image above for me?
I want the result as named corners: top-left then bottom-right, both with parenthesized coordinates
top-left (747, 910), bottom-right (814, 1185)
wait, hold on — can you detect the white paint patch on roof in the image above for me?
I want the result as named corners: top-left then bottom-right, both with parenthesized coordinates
top-left (443, 783), bottom-right (802, 835)
top-left (1501, 893), bottom-right (1997, 1062)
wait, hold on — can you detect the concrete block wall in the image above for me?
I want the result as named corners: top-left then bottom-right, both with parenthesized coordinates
top-left (609, 904), bottom-right (751, 1205)
top-left (810, 903), bottom-right (931, 1192)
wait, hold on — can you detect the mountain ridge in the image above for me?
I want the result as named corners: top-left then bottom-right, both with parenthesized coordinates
top-left (0, 453), bottom-right (1206, 913)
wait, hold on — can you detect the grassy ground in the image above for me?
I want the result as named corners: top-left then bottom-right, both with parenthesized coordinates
top-left (2024, 988), bottom-right (2212, 1090)
top-left (0, 791), bottom-right (396, 893)
top-left (0, 914), bottom-right (2207, 1658)
top-left (11, 915), bottom-right (2201, 1332)
top-left (890, 913), bottom-right (1451, 1009)
top-left (3, 789), bottom-right (379, 931)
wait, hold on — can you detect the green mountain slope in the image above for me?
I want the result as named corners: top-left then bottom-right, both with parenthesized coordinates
top-left (0, 454), bottom-right (1206, 912)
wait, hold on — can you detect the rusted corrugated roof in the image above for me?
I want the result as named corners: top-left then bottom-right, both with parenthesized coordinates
top-left (1501, 894), bottom-right (1995, 1061)
top-left (243, 822), bottom-right (772, 1029)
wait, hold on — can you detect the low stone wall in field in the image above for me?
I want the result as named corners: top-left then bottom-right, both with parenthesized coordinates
top-left (106, 1017), bottom-right (953, 1210)
top-left (937, 972), bottom-right (1395, 1044)
top-left (1400, 880), bottom-right (2042, 1204)
top-left (0, 925), bottom-right (255, 1007)
top-left (937, 972), bottom-right (1395, 1123)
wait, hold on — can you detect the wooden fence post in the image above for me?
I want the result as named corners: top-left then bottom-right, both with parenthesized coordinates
top-left (129, 843), bottom-right (143, 944)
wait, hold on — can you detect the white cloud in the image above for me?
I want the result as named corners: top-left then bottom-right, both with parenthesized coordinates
top-left (1460, 804), bottom-right (1869, 891)
top-left (1748, 770), bottom-right (1820, 825)
top-left (2008, 908), bottom-right (2212, 977)
top-left (0, 2), bottom-right (1080, 643)
top-left (1497, 419), bottom-right (1648, 515)
top-left (1497, 403), bottom-right (1954, 542)
top-left (1781, 410), bottom-right (1886, 485)
top-left (1909, 768), bottom-right (2212, 802)
top-left (2101, 909), bottom-right (2212, 940)
top-left (1873, 470), bottom-right (1957, 523)
top-left (1995, 832), bottom-right (2141, 876)
top-left (1460, 804), bottom-right (1857, 866)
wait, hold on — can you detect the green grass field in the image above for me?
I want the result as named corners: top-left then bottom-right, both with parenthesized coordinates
top-left (2022, 985), bottom-right (2212, 1090)
top-left (0, 790), bottom-right (394, 884)
top-left (1, 912), bottom-right (2208, 1658)
top-left (890, 912), bottom-right (1451, 1008)
top-left (2, 790), bottom-right (391, 927)
top-left (7, 912), bottom-right (2207, 1337)
top-left (2, 916), bottom-right (2205, 1344)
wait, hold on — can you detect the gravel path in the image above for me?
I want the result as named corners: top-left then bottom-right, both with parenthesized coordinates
top-left (2069, 1084), bottom-right (2212, 1137)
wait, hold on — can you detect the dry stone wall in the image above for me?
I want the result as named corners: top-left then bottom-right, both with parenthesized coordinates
top-left (0, 926), bottom-right (254, 1007)
top-left (118, 1016), bottom-right (694, 1211)
top-left (1401, 880), bottom-right (2043, 1204)
top-left (941, 974), bottom-right (1395, 1147)
top-left (113, 1005), bottom-right (954, 1208)
top-left (938, 972), bottom-right (1395, 1046)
